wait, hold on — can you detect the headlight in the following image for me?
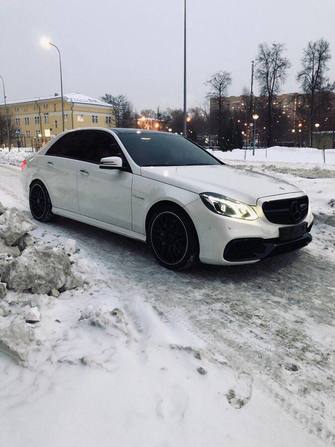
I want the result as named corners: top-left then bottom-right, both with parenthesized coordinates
top-left (200, 192), bottom-right (258, 220)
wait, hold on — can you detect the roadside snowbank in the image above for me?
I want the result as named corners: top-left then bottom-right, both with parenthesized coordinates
top-left (211, 146), bottom-right (335, 165)
top-left (0, 147), bottom-right (36, 167)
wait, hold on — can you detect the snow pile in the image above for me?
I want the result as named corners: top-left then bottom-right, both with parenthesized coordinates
top-left (0, 147), bottom-right (35, 167)
top-left (0, 316), bottom-right (38, 362)
top-left (0, 203), bottom-right (82, 296)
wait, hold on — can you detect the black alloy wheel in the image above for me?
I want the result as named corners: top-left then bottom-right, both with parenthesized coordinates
top-left (29, 182), bottom-right (54, 222)
top-left (149, 206), bottom-right (198, 270)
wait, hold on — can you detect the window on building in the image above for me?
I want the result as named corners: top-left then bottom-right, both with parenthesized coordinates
top-left (35, 116), bottom-right (40, 125)
top-left (44, 113), bottom-right (49, 124)
top-left (43, 103), bottom-right (48, 109)
top-left (55, 120), bottom-right (58, 129)
top-left (26, 130), bottom-right (31, 137)
top-left (15, 118), bottom-right (20, 126)
top-left (92, 115), bottom-right (98, 124)
top-left (24, 117), bottom-right (30, 125)
top-left (105, 116), bottom-right (112, 125)
top-left (77, 114), bottom-right (84, 122)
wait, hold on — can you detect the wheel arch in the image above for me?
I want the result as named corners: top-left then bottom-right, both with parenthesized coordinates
top-left (145, 200), bottom-right (199, 247)
top-left (29, 178), bottom-right (46, 189)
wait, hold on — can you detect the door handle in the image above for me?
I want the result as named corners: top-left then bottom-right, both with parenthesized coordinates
top-left (80, 169), bottom-right (89, 176)
top-left (47, 161), bottom-right (54, 167)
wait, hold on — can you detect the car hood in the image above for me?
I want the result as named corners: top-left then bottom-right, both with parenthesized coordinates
top-left (140, 164), bottom-right (302, 205)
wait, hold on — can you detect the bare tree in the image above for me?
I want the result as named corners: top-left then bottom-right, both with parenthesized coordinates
top-left (101, 94), bottom-right (134, 128)
top-left (206, 71), bottom-right (232, 150)
top-left (297, 39), bottom-right (334, 146)
top-left (140, 109), bottom-right (156, 119)
top-left (256, 43), bottom-right (290, 147)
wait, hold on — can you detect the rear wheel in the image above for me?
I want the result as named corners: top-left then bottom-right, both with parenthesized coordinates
top-left (148, 205), bottom-right (198, 270)
top-left (29, 181), bottom-right (54, 222)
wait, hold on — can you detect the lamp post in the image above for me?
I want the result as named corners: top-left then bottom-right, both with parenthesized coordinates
top-left (252, 113), bottom-right (259, 156)
top-left (315, 122), bottom-right (324, 163)
top-left (40, 37), bottom-right (65, 131)
top-left (0, 75), bottom-right (10, 149)
top-left (183, 0), bottom-right (187, 138)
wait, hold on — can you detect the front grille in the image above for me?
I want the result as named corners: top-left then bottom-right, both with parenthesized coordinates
top-left (262, 196), bottom-right (309, 225)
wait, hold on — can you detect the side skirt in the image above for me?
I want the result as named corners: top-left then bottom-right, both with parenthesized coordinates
top-left (52, 207), bottom-right (147, 242)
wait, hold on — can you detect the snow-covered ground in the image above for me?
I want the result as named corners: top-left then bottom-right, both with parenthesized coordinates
top-left (0, 147), bottom-right (36, 167)
top-left (211, 146), bottom-right (335, 165)
top-left (0, 147), bottom-right (335, 446)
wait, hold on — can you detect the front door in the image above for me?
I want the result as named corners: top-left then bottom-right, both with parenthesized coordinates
top-left (75, 130), bottom-right (133, 230)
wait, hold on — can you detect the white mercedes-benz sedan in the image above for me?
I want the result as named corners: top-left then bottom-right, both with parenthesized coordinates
top-left (21, 128), bottom-right (313, 269)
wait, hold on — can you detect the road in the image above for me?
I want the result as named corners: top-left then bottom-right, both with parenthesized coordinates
top-left (1, 164), bottom-right (334, 444)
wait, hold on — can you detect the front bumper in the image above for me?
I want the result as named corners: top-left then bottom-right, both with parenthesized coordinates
top-left (186, 196), bottom-right (314, 265)
top-left (223, 224), bottom-right (313, 262)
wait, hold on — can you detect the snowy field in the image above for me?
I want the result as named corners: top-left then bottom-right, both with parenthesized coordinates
top-left (211, 146), bottom-right (335, 165)
top-left (0, 147), bottom-right (335, 446)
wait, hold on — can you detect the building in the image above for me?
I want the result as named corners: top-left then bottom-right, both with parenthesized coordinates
top-left (0, 93), bottom-right (115, 147)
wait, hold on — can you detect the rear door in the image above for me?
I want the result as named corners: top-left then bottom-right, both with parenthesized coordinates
top-left (75, 130), bottom-right (133, 229)
top-left (44, 132), bottom-right (81, 212)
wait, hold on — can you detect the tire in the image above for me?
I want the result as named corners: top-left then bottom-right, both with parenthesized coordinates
top-left (148, 205), bottom-right (198, 270)
top-left (29, 181), bottom-right (54, 222)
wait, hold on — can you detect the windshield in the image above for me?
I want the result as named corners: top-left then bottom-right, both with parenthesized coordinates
top-left (117, 132), bottom-right (222, 167)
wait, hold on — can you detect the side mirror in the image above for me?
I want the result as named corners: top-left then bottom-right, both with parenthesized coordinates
top-left (99, 156), bottom-right (123, 170)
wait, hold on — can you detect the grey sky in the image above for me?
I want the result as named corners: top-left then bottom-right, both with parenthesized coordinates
top-left (2, 0), bottom-right (335, 111)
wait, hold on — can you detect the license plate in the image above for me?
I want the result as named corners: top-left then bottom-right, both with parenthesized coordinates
top-left (279, 222), bottom-right (308, 242)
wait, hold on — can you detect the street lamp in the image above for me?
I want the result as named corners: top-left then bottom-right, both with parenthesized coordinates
top-left (183, 0), bottom-right (187, 138)
top-left (40, 36), bottom-right (65, 131)
top-left (314, 122), bottom-right (324, 161)
top-left (314, 123), bottom-right (320, 147)
top-left (0, 75), bottom-right (10, 148)
top-left (252, 113), bottom-right (259, 156)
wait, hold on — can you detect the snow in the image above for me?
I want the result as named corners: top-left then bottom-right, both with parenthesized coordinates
top-left (210, 146), bottom-right (335, 165)
top-left (2, 92), bottom-right (111, 108)
top-left (64, 92), bottom-right (112, 107)
top-left (0, 149), bottom-right (335, 446)
top-left (0, 147), bottom-right (36, 167)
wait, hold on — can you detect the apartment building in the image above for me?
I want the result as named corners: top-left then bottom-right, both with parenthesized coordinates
top-left (0, 93), bottom-right (115, 146)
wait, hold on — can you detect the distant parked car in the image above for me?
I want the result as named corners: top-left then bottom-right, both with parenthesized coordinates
top-left (21, 128), bottom-right (313, 269)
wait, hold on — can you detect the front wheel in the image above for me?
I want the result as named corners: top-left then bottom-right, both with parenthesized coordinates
top-left (29, 181), bottom-right (54, 222)
top-left (148, 206), bottom-right (198, 270)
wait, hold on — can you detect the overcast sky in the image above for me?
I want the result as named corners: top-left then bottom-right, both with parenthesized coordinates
top-left (2, 0), bottom-right (335, 111)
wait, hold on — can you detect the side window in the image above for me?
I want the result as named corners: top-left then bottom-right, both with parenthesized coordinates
top-left (46, 132), bottom-right (81, 159)
top-left (46, 131), bottom-right (126, 166)
top-left (81, 131), bottom-right (122, 164)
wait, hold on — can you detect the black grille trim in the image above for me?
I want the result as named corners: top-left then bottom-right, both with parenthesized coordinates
top-left (224, 233), bottom-right (312, 262)
top-left (262, 196), bottom-right (309, 225)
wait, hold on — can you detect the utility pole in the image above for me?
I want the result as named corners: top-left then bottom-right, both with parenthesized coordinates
top-left (183, 0), bottom-right (187, 138)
